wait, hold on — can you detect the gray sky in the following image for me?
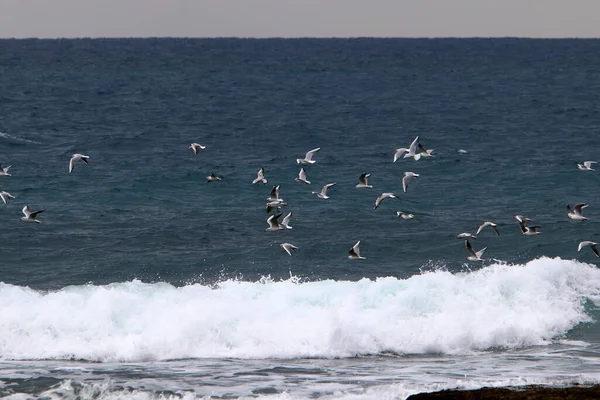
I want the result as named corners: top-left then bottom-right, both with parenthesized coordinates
top-left (1, 0), bottom-right (599, 38)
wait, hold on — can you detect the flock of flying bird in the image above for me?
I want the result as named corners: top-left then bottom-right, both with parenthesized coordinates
top-left (4, 140), bottom-right (596, 261)
top-left (189, 136), bottom-right (600, 261)
top-left (0, 153), bottom-right (90, 223)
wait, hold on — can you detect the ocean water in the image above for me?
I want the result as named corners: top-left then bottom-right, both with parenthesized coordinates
top-left (1, 38), bottom-right (600, 399)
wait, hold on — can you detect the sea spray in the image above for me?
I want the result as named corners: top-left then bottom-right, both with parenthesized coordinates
top-left (1, 257), bottom-right (599, 362)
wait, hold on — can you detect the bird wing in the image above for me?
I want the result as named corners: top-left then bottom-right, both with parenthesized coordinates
top-left (464, 240), bottom-right (477, 257)
top-left (304, 147), bottom-right (321, 161)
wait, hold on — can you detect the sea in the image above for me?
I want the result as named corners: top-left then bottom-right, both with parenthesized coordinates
top-left (1, 38), bottom-right (600, 399)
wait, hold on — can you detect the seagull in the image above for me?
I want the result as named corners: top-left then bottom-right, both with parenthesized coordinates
top-left (374, 192), bottom-right (398, 209)
top-left (312, 183), bottom-right (336, 199)
top-left (267, 185), bottom-right (283, 203)
top-left (402, 172), bottom-right (419, 193)
top-left (266, 213), bottom-right (284, 232)
top-left (189, 143), bottom-right (206, 154)
top-left (457, 232), bottom-right (477, 239)
top-left (418, 143), bottom-right (435, 158)
top-left (295, 168), bottom-right (311, 184)
top-left (578, 241), bottom-right (600, 257)
top-left (266, 201), bottom-right (287, 213)
top-left (476, 221), bottom-right (500, 236)
top-left (393, 148), bottom-right (408, 162)
top-left (517, 220), bottom-right (542, 236)
top-left (356, 172), bottom-right (373, 189)
top-left (396, 211), bottom-right (415, 219)
top-left (0, 164), bottom-right (12, 176)
top-left (465, 240), bottom-right (486, 261)
top-left (206, 173), bottom-right (222, 183)
top-left (348, 241), bottom-right (365, 259)
top-left (457, 149), bottom-right (469, 154)
top-left (280, 242), bottom-right (298, 256)
top-left (577, 161), bottom-right (597, 171)
top-left (567, 203), bottom-right (589, 221)
top-left (280, 212), bottom-right (293, 229)
top-left (21, 205), bottom-right (45, 223)
top-left (252, 167), bottom-right (267, 184)
top-left (0, 191), bottom-right (15, 205)
top-left (69, 154), bottom-right (89, 174)
top-left (403, 136), bottom-right (422, 160)
top-left (296, 148), bottom-right (321, 165)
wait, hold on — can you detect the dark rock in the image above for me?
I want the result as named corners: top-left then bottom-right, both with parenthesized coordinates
top-left (406, 385), bottom-right (600, 400)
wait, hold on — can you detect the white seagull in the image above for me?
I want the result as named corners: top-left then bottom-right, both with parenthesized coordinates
top-left (252, 167), bottom-right (267, 184)
top-left (0, 164), bottom-right (12, 176)
top-left (189, 143), bottom-right (206, 154)
top-left (348, 241), bottom-right (366, 259)
top-left (280, 242), bottom-right (298, 256)
top-left (267, 185), bottom-right (283, 203)
top-left (206, 173), bottom-right (222, 183)
top-left (578, 241), bottom-right (600, 257)
top-left (374, 192), bottom-right (398, 209)
top-left (356, 172), bottom-right (373, 189)
top-left (517, 220), bottom-right (542, 236)
top-left (69, 154), bottom-right (89, 174)
top-left (476, 221), bottom-right (500, 236)
top-left (312, 183), bottom-right (336, 199)
top-left (567, 203), bottom-right (588, 221)
top-left (266, 213), bottom-right (284, 232)
top-left (0, 191), bottom-right (15, 205)
top-left (465, 240), bottom-right (486, 261)
top-left (280, 212), bottom-right (293, 229)
top-left (295, 168), bottom-right (311, 184)
top-left (403, 136), bottom-right (422, 160)
top-left (577, 161), bottom-right (597, 171)
top-left (402, 172), bottom-right (419, 193)
top-left (296, 148), bottom-right (321, 165)
top-left (21, 205), bottom-right (45, 223)
top-left (396, 211), bottom-right (415, 219)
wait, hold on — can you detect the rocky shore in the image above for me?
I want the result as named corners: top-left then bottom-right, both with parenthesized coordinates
top-left (407, 385), bottom-right (600, 399)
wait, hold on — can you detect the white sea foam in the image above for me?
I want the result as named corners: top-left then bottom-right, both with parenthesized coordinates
top-left (1, 257), bottom-right (600, 362)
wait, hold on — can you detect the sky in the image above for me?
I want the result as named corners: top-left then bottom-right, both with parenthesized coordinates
top-left (1, 0), bottom-right (599, 39)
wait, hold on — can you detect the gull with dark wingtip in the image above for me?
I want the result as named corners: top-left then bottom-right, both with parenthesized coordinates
top-left (295, 168), bottom-right (310, 185)
top-left (0, 191), bottom-right (15, 205)
top-left (356, 172), bottom-right (373, 189)
top-left (266, 213), bottom-right (284, 232)
top-left (578, 241), bottom-right (600, 257)
top-left (0, 164), bottom-right (11, 177)
top-left (465, 240), bottom-right (486, 261)
top-left (348, 241), bottom-right (366, 259)
top-left (374, 193), bottom-right (398, 209)
top-left (189, 143), bottom-right (206, 154)
top-left (21, 205), bottom-right (45, 223)
top-left (252, 167), bottom-right (267, 184)
top-left (476, 221), bottom-right (500, 236)
top-left (280, 242), bottom-right (298, 256)
top-left (567, 203), bottom-right (588, 221)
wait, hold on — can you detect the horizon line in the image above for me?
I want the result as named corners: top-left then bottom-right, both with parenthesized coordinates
top-left (1, 35), bottom-right (600, 40)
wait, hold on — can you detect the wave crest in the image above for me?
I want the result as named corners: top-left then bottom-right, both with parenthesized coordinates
top-left (1, 257), bottom-right (599, 362)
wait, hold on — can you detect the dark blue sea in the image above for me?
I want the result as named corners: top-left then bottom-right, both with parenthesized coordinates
top-left (1, 38), bottom-right (600, 399)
